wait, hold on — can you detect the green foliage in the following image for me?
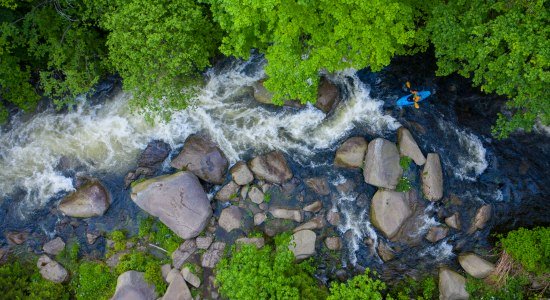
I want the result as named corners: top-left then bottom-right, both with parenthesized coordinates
top-left (0, 259), bottom-right (70, 299)
top-left (427, 0), bottom-right (550, 138)
top-left (391, 276), bottom-right (437, 300)
top-left (208, 0), bottom-right (424, 105)
top-left (102, 0), bottom-right (221, 120)
top-left (216, 233), bottom-right (328, 300)
top-left (115, 251), bottom-right (166, 294)
top-left (263, 192), bottom-right (271, 203)
top-left (74, 262), bottom-right (116, 300)
top-left (399, 156), bottom-right (412, 171)
top-left (396, 177), bottom-right (412, 192)
top-left (327, 269), bottom-right (387, 300)
top-left (139, 217), bottom-right (183, 255)
top-left (499, 227), bottom-right (550, 274)
top-left (466, 274), bottom-right (530, 300)
top-left (109, 230), bottom-right (128, 252)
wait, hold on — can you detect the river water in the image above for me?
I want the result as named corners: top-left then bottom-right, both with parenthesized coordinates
top-left (1, 55), bottom-right (548, 280)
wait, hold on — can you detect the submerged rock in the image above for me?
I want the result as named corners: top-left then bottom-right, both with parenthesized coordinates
top-left (43, 237), bottom-right (65, 256)
top-left (131, 172), bottom-right (212, 239)
top-left (439, 267), bottom-right (469, 300)
top-left (58, 180), bottom-right (111, 218)
top-left (397, 127), bottom-right (426, 166)
top-left (252, 80), bottom-right (274, 104)
top-left (326, 210), bottom-right (341, 226)
top-left (6, 231), bottom-right (27, 245)
top-left (170, 135), bottom-right (228, 184)
top-left (219, 206), bottom-right (242, 233)
top-left (363, 138), bottom-right (402, 189)
top-left (315, 77), bottom-right (340, 113)
top-left (249, 151), bottom-right (293, 184)
top-left (37, 255), bottom-right (68, 283)
top-left (334, 136), bottom-right (368, 169)
top-left (138, 140), bottom-right (171, 168)
top-left (112, 271), bottom-right (157, 300)
top-left (422, 153), bottom-right (444, 201)
top-left (289, 230), bottom-right (316, 260)
top-left (377, 242), bottom-right (395, 262)
top-left (370, 190), bottom-right (412, 239)
top-left (426, 226), bottom-right (449, 243)
top-left (305, 177), bottom-right (330, 196)
top-left (230, 161), bottom-right (254, 186)
top-left (458, 253), bottom-right (495, 279)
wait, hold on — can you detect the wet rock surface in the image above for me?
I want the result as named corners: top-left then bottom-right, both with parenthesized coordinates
top-left (249, 151), bottom-right (293, 184)
top-left (422, 153), bottom-right (444, 201)
top-left (370, 190), bottom-right (412, 239)
top-left (334, 136), bottom-right (368, 168)
top-left (363, 138), bottom-right (402, 189)
top-left (58, 180), bottom-right (111, 218)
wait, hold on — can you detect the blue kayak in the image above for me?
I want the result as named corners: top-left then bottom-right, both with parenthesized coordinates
top-left (396, 91), bottom-right (431, 107)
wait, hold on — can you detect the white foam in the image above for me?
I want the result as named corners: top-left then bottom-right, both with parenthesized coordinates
top-left (419, 241), bottom-right (455, 262)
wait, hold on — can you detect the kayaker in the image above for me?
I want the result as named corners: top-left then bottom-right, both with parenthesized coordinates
top-left (406, 82), bottom-right (421, 109)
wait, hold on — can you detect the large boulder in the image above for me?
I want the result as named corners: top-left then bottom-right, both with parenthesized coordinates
top-left (422, 153), bottom-right (444, 201)
top-left (112, 271), bottom-right (157, 300)
top-left (170, 135), bottom-right (228, 184)
top-left (305, 177), bottom-right (330, 196)
top-left (315, 77), bottom-right (340, 113)
top-left (138, 140), bottom-right (171, 168)
top-left (249, 151), bottom-right (293, 184)
top-left (370, 190), bottom-right (412, 239)
top-left (289, 230), bottom-right (316, 260)
top-left (219, 206), bottom-right (242, 233)
top-left (37, 255), bottom-right (68, 283)
top-left (397, 127), bottom-right (426, 166)
top-left (458, 253), bottom-right (495, 279)
top-left (363, 138), bottom-right (402, 189)
top-left (58, 180), bottom-right (111, 218)
top-left (334, 137), bottom-right (368, 168)
top-left (439, 267), bottom-right (469, 300)
top-left (131, 172), bottom-right (212, 239)
top-left (230, 161), bottom-right (254, 186)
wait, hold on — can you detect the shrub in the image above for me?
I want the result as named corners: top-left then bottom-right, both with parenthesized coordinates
top-left (396, 177), bottom-right (412, 192)
top-left (327, 269), bottom-right (387, 300)
top-left (215, 233), bottom-right (327, 300)
top-left (499, 227), bottom-right (549, 274)
top-left (74, 262), bottom-right (116, 300)
top-left (138, 217), bottom-right (183, 255)
top-left (390, 276), bottom-right (437, 300)
top-left (399, 156), bottom-right (413, 171)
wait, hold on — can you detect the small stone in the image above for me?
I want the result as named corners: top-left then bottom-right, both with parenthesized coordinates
top-left (254, 213), bottom-right (267, 225)
top-left (215, 181), bottom-right (240, 202)
top-left (305, 177), bottom-right (330, 196)
top-left (397, 127), bottom-right (426, 166)
top-left (235, 237), bottom-right (265, 249)
top-left (259, 203), bottom-right (268, 211)
top-left (43, 237), bottom-right (65, 255)
top-left (426, 226), bottom-right (449, 243)
top-left (163, 273), bottom-right (193, 300)
top-left (161, 264), bottom-right (172, 281)
top-left (196, 236), bottom-right (213, 250)
top-left (377, 242), bottom-right (395, 262)
top-left (326, 211), bottom-right (341, 226)
top-left (471, 204), bottom-right (492, 233)
top-left (289, 230), bottom-right (316, 260)
top-left (201, 242), bottom-right (226, 268)
top-left (172, 240), bottom-right (197, 270)
top-left (458, 253), bottom-right (495, 279)
top-left (219, 206), bottom-right (242, 233)
top-left (445, 213), bottom-right (461, 230)
top-left (303, 201), bottom-right (323, 213)
top-left (270, 208), bottom-right (302, 222)
top-left (293, 215), bottom-right (325, 232)
top-left (181, 267), bottom-right (201, 288)
top-left (248, 186), bottom-right (264, 204)
top-left (6, 231), bottom-right (27, 245)
top-left (324, 237), bottom-right (342, 251)
top-left (37, 255), bottom-right (69, 283)
top-left (230, 161), bottom-right (254, 186)
top-left (86, 232), bottom-right (100, 245)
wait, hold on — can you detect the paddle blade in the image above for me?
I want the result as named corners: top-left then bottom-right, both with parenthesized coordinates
top-left (406, 81), bottom-right (411, 89)
top-left (414, 102), bottom-right (419, 109)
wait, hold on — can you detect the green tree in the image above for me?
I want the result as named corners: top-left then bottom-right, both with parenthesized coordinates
top-left (208, 0), bottom-right (425, 105)
top-left (327, 269), bottom-right (387, 300)
top-left (102, 0), bottom-right (221, 120)
top-left (427, 0), bottom-right (550, 138)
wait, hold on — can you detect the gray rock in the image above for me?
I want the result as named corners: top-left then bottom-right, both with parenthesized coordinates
top-left (370, 190), bottom-right (412, 239)
top-left (426, 226), bottom-right (449, 243)
top-left (439, 267), bottom-right (469, 300)
top-left (201, 242), bottom-right (225, 268)
top-left (289, 230), bottom-right (316, 260)
top-left (305, 177), bottom-right (330, 196)
top-left (181, 267), bottom-right (201, 288)
top-left (196, 236), bottom-right (213, 250)
top-left (377, 242), bottom-right (395, 262)
top-left (334, 137), bottom-right (368, 168)
top-left (293, 215), bottom-right (325, 232)
top-left (252, 80), bottom-right (274, 104)
top-left (314, 77), bottom-right (340, 113)
top-left (161, 264), bottom-right (172, 281)
top-left (397, 127), bottom-right (426, 166)
top-left (248, 186), bottom-right (264, 204)
top-left (263, 219), bottom-right (295, 237)
top-left (254, 213), bottom-right (267, 225)
top-left (172, 240), bottom-right (197, 270)
top-left (37, 255), bottom-right (68, 283)
top-left (138, 140), bottom-right (171, 168)
top-left (326, 211), bottom-right (341, 226)
top-left (43, 237), bottom-right (65, 255)
top-left (303, 201), bottom-right (322, 213)
top-left (270, 208), bottom-right (302, 222)
top-left (107, 251), bottom-right (129, 268)
top-left (163, 273), bottom-right (192, 300)
top-left (470, 205), bottom-right (492, 233)
top-left (458, 253), bottom-right (495, 279)
top-left (422, 153), bottom-right (444, 201)
top-left (235, 237), bottom-right (265, 249)
top-left (445, 213), bottom-right (461, 230)
top-left (59, 180), bottom-right (111, 218)
top-left (86, 232), bottom-right (100, 245)
top-left (166, 268), bottom-right (180, 284)
top-left (131, 172), bottom-right (212, 239)
top-left (170, 135), bottom-right (228, 184)
top-left (249, 151), bottom-right (293, 184)
top-left (215, 181), bottom-right (240, 202)
top-left (324, 237), bottom-right (342, 251)
top-left (112, 271), bottom-right (157, 300)
top-left (219, 206), bottom-right (242, 233)
top-left (6, 231), bottom-right (27, 245)
top-left (230, 161), bottom-right (254, 186)
top-left (363, 138), bottom-right (402, 189)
